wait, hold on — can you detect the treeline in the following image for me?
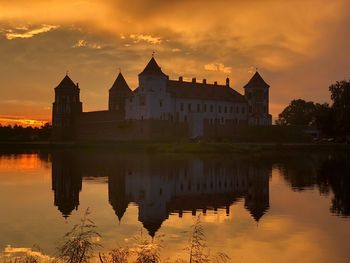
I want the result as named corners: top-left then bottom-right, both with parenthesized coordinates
top-left (0, 123), bottom-right (52, 141)
top-left (277, 80), bottom-right (350, 139)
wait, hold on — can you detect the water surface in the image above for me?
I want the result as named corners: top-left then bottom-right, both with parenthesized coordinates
top-left (0, 150), bottom-right (349, 262)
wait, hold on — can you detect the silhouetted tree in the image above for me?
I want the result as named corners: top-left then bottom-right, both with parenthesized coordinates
top-left (314, 103), bottom-right (335, 136)
top-left (329, 80), bottom-right (350, 136)
top-left (0, 123), bottom-right (52, 141)
top-left (276, 99), bottom-right (316, 126)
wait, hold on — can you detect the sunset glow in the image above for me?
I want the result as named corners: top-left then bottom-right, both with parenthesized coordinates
top-left (0, 0), bottom-right (349, 123)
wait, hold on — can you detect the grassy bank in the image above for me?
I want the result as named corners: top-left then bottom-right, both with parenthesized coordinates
top-left (0, 141), bottom-right (349, 154)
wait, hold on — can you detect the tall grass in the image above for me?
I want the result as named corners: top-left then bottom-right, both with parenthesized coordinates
top-left (2, 211), bottom-right (230, 263)
top-left (56, 208), bottom-right (101, 263)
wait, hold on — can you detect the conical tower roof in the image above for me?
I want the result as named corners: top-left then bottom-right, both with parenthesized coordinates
top-left (139, 57), bottom-right (166, 77)
top-left (56, 75), bottom-right (78, 90)
top-left (244, 71), bottom-right (270, 89)
top-left (109, 72), bottom-right (132, 94)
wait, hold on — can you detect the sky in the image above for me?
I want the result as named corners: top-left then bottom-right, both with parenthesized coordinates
top-left (0, 0), bottom-right (349, 126)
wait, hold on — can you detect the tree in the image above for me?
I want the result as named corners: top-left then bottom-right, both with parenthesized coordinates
top-left (314, 103), bottom-right (334, 136)
top-left (329, 80), bottom-right (350, 136)
top-left (276, 99), bottom-right (316, 126)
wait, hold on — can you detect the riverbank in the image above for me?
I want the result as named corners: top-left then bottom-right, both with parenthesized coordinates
top-left (0, 141), bottom-right (349, 153)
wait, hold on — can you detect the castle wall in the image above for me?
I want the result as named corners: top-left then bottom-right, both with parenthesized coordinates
top-left (203, 120), bottom-right (247, 139)
top-left (75, 113), bottom-right (189, 141)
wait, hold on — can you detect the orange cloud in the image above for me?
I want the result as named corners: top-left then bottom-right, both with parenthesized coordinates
top-left (0, 0), bottom-right (349, 120)
top-left (3, 24), bottom-right (59, 40)
top-left (204, 63), bottom-right (232, 74)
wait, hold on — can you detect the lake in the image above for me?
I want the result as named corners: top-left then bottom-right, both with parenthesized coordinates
top-left (0, 149), bottom-right (349, 262)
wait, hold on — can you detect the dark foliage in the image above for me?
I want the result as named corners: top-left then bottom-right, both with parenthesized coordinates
top-left (276, 99), bottom-right (316, 126)
top-left (329, 80), bottom-right (350, 136)
top-left (0, 123), bottom-right (52, 141)
top-left (277, 80), bottom-right (350, 138)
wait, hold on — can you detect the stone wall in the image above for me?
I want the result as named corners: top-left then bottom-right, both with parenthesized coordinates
top-left (75, 112), bottom-right (189, 141)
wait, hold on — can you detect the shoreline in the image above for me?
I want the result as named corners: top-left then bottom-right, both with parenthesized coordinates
top-left (0, 141), bottom-right (349, 153)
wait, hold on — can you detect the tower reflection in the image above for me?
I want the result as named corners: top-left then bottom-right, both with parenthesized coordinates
top-left (51, 152), bottom-right (271, 236)
top-left (52, 151), bottom-right (82, 218)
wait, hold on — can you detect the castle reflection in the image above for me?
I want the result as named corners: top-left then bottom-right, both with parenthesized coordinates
top-left (51, 152), bottom-right (271, 236)
top-left (51, 151), bottom-right (350, 236)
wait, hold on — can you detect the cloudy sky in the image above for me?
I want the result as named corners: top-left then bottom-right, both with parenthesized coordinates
top-left (0, 0), bottom-right (349, 125)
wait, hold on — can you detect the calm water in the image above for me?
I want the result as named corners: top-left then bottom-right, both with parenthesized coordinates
top-left (0, 150), bottom-right (350, 262)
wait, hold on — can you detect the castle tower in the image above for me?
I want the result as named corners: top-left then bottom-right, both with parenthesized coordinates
top-left (126, 57), bottom-right (169, 120)
top-left (244, 71), bottom-right (272, 125)
top-left (52, 75), bottom-right (82, 140)
top-left (108, 72), bottom-right (132, 117)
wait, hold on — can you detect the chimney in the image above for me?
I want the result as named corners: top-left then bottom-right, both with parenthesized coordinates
top-left (192, 77), bottom-right (196, 83)
top-left (76, 83), bottom-right (79, 88)
top-left (203, 79), bottom-right (207, 84)
top-left (179, 76), bottom-right (183, 82)
top-left (226, 78), bottom-right (230, 87)
top-left (214, 81), bottom-right (217, 85)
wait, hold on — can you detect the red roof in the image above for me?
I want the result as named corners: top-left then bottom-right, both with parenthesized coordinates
top-left (55, 75), bottom-right (78, 90)
top-left (244, 72), bottom-right (270, 89)
top-left (166, 80), bottom-right (246, 102)
top-left (109, 72), bottom-right (132, 95)
top-left (139, 57), bottom-right (167, 77)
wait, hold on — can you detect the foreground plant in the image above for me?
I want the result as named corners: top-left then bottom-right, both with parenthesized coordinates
top-left (186, 215), bottom-right (230, 263)
top-left (99, 230), bottom-right (163, 263)
top-left (56, 208), bottom-right (101, 263)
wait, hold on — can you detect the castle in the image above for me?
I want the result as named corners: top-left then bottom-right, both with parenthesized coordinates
top-left (52, 57), bottom-right (271, 141)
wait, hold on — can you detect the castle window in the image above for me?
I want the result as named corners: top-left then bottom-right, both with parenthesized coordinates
top-left (160, 100), bottom-right (163, 107)
top-left (242, 107), bottom-right (245, 114)
top-left (203, 104), bottom-right (207, 112)
top-left (180, 103), bottom-right (184, 111)
top-left (224, 106), bottom-right (227, 113)
top-left (236, 106), bottom-right (239, 113)
top-left (249, 106), bottom-right (252, 113)
top-left (188, 104), bottom-right (192, 112)
top-left (230, 106), bottom-right (233, 113)
top-left (210, 105), bottom-right (214, 112)
top-left (197, 104), bottom-right (200, 112)
top-left (218, 106), bottom-right (221, 113)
